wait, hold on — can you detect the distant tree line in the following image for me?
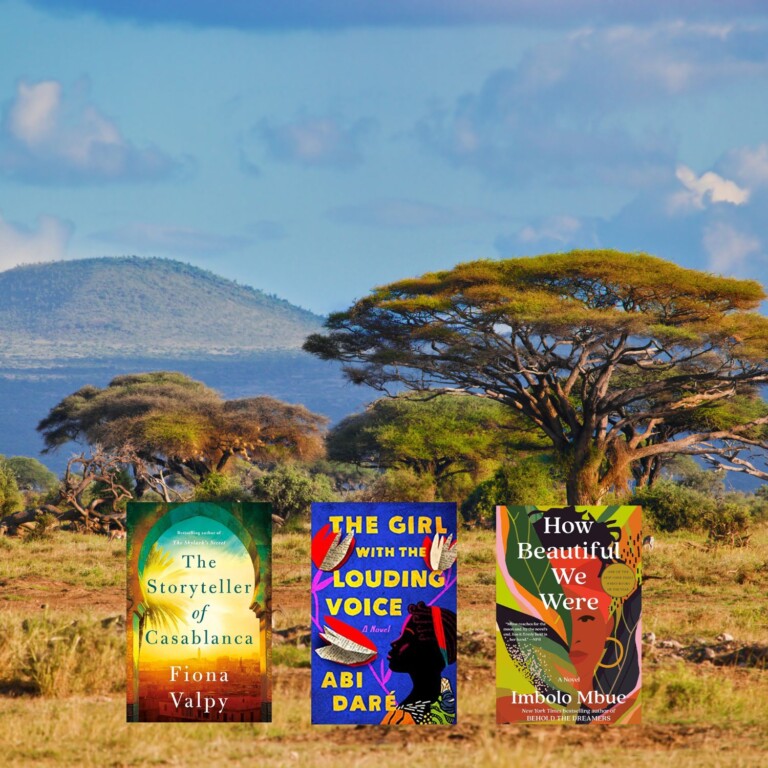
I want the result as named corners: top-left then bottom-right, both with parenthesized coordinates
top-left (2, 251), bottom-right (767, 541)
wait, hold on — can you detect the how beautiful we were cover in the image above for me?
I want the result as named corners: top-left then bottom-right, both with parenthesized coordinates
top-left (311, 502), bottom-right (458, 725)
top-left (127, 501), bottom-right (272, 723)
top-left (497, 505), bottom-right (642, 725)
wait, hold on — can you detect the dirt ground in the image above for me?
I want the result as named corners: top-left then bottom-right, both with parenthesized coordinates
top-left (0, 577), bottom-right (124, 615)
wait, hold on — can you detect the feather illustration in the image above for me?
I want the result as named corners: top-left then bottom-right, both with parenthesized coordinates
top-left (315, 616), bottom-right (377, 666)
top-left (312, 523), bottom-right (355, 571)
top-left (423, 533), bottom-right (457, 573)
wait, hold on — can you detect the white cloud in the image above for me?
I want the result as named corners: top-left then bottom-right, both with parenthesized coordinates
top-left (669, 165), bottom-right (750, 213)
top-left (703, 222), bottom-right (762, 275)
top-left (8, 81), bottom-right (60, 146)
top-left (255, 115), bottom-right (374, 169)
top-left (518, 216), bottom-right (585, 245)
top-left (417, 21), bottom-right (768, 189)
top-left (0, 213), bottom-right (72, 270)
top-left (0, 79), bottom-right (182, 184)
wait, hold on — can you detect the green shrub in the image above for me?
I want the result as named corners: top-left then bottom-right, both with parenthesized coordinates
top-left (631, 479), bottom-right (716, 532)
top-left (3, 456), bottom-right (59, 493)
top-left (0, 461), bottom-right (23, 518)
top-left (251, 465), bottom-right (337, 523)
top-left (355, 467), bottom-right (436, 503)
top-left (461, 456), bottom-right (564, 526)
top-left (703, 500), bottom-right (750, 544)
top-left (24, 511), bottom-right (58, 542)
top-left (194, 471), bottom-right (248, 502)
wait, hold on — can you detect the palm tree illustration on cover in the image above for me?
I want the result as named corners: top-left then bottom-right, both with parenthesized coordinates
top-left (382, 601), bottom-right (457, 724)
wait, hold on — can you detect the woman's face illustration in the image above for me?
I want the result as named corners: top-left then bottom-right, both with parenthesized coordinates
top-left (549, 555), bottom-right (614, 685)
top-left (568, 598), bottom-right (614, 681)
top-left (387, 621), bottom-right (419, 672)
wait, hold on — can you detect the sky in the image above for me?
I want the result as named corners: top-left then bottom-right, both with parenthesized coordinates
top-left (1, 1), bottom-right (768, 315)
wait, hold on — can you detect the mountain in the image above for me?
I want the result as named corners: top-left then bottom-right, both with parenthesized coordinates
top-left (0, 257), bottom-right (323, 362)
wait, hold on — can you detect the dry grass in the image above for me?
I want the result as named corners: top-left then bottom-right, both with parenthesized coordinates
top-left (0, 612), bottom-right (124, 696)
top-left (643, 526), bottom-right (768, 643)
top-left (0, 525), bottom-right (766, 766)
top-left (0, 534), bottom-right (125, 589)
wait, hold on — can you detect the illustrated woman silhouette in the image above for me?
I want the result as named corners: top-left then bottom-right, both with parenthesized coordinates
top-left (382, 601), bottom-right (457, 725)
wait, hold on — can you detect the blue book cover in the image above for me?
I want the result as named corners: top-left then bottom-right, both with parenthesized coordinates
top-left (311, 502), bottom-right (458, 725)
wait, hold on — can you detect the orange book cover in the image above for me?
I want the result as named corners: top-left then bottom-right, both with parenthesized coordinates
top-left (126, 501), bottom-right (272, 722)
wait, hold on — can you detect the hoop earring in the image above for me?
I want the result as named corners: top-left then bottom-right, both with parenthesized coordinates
top-left (597, 637), bottom-right (624, 669)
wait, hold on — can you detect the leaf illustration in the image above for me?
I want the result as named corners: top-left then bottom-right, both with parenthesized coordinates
top-left (497, 604), bottom-right (576, 702)
top-left (503, 507), bottom-right (572, 640)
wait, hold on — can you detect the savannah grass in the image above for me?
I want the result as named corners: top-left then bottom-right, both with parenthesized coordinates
top-left (0, 525), bottom-right (766, 766)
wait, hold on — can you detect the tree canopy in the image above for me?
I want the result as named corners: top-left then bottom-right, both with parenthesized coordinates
top-left (37, 372), bottom-right (327, 488)
top-left (0, 459), bottom-right (23, 517)
top-left (305, 251), bottom-right (768, 503)
top-left (327, 392), bottom-right (546, 486)
top-left (2, 455), bottom-right (59, 493)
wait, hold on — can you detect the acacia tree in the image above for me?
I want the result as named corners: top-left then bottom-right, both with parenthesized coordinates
top-left (305, 251), bottom-right (768, 504)
top-left (328, 392), bottom-right (546, 488)
top-left (37, 372), bottom-right (327, 491)
top-left (630, 390), bottom-right (768, 487)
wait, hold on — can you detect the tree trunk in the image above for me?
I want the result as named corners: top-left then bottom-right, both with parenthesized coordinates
top-left (566, 453), bottom-right (604, 505)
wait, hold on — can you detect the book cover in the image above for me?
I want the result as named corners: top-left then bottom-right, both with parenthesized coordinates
top-left (311, 502), bottom-right (458, 725)
top-left (497, 505), bottom-right (642, 725)
top-left (126, 501), bottom-right (272, 722)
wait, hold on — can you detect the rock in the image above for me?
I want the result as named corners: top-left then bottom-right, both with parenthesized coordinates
top-left (716, 633), bottom-right (734, 643)
top-left (101, 615), bottom-right (125, 631)
top-left (458, 630), bottom-right (495, 658)
top-left (642, 632), bottom-right (656, 645)
top-left (658, 639), bottom-right (683, 650)
top-left (715, 644), bottom-right (768, 669)
top-left (702, 647), bottom-right (716, 661)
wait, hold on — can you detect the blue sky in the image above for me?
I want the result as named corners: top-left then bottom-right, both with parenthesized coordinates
top-left (1, 1), bottom-right (767, 314)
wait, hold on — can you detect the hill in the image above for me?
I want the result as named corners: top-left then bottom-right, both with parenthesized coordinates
top-left (0, 257), bottom-right (323, 362)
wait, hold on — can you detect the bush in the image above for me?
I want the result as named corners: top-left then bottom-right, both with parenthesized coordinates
top-left (436, 470), bottom-right (476, 506)
top-left (193, 471), bottom-right (249, 502)
top-left (749, 486), bottom-right (768, 522)
top-left (355, 467), bottom-right (436, 503)
top-left (251, 465), bottom-right (337, 523)
top-left (461, 457), bottom-right (564, 526)
top-left (308, 459), bottom-right (378, 494)
top-left (631, 480), bottom-right (716, 532)
top-left (665, 456), bottom-right (726, 497)
top-left (24, 511), bottom-right (59, 542)
top-left (0, 461), bottom-right (23, 517)
top-left (703, 500), bottom-right (750, 545)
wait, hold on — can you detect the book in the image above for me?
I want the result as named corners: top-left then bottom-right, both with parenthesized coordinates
top-left (496, 505), bottom-right (642, 724)
top-left (311, 502), bottom-right (458, 725)
top-left (126, 501), bottom-right (272, 722)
